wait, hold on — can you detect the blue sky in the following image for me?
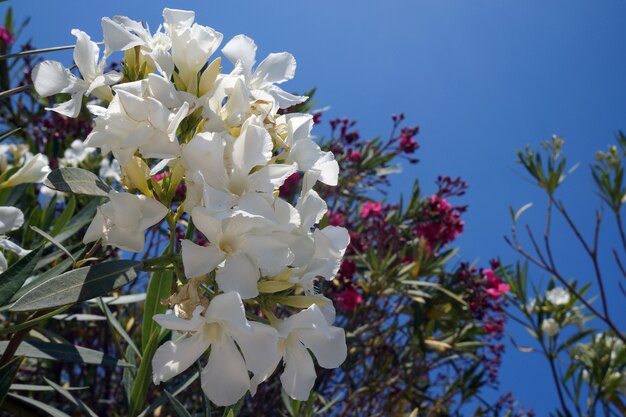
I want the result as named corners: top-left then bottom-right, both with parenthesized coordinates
top-left (9, 0), bottom-right (626, 414)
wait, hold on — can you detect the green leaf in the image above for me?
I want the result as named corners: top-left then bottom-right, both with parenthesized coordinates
top-left (0, 341), bottom-right (131, 367)
top-left (0, 247), bottom-right (42, 307)
top-left (130, 329), bottom-right (160, 416)
top-left (11, 260), bottom-right (140, 312)
top-left (30, 226), bottom-right (75, 263)
top-left (142, 269), bottom-right (173, 350)
top-left (9, 384), bottom-right (87, 392)
top-left (43, 377), bottom-right (98, 417)
top-left (97, 297), bottom-right (141, 358)
top-left (0, 356), bottom-right (22, 406)
top-left (44, 167), bottom-right (111, 197)
top-left (164, 390), bottom-right (193, 417)
top-left (0, 305), bottom-right (70, 334)
top-left (50, 196), bottom-right (76, 236)
top-left (6, 393), bottom-right (71, 417)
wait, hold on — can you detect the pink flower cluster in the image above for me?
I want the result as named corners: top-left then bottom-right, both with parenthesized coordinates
top-left (413, 195), bottom-right (464, 249)
top-left (484, 268), bottom-right (510, 298)
top-left (360, 201), bottom-right (383, 219)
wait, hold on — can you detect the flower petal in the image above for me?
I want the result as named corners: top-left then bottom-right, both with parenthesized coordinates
top-left (281, 340), bottom-right (316, 401)
top-left (299, 326), bottom-right (346, 369)
top-left (204, 291), bottom-right (250, 332)
top-left (102, 17), bottom-right (144, 55)
top-left (152, 329), bottom-right (211, 384)
top-left (153, 306), bottom-right (205, 332)
top-left (32, 60), bottom-right (80, 97)
top-left (253, 52), bottom-right (296, 86)
top-left (232, 123), bottom-right (272, 174)
top-left (71, 29), bottom-right (100, 81)
top-left (201, 335), bottom-right (250, 406)
top-left (0, 207), bottom-right (24, 234)
top-left (216, 253), bottom-right (260, 299)
top-left (222, 34), bottom-right (257, 75)
top-left (230, 321), bottom-right (279, 374)
top-left (181, 239), bottom-right (225, 278)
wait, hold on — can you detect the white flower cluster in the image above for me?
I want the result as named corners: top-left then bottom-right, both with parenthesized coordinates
top-left (33, 8), bottom-right (348, 406)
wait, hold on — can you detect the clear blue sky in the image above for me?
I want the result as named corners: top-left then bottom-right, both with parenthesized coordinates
top-left (9, 1), bottom-right (626, 414)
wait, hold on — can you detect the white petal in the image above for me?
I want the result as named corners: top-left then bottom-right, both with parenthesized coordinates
top-left (297, 189), bottom-right (327, 231)
top-left (0, 207), bottom-right (24, 233)
top-left (147, 74), bottom-right (182, 108)
top-left (201, 335), bottom-right (250, 406)
top-left (253, 52), bottom-right (296, 86)
top-left (152, 330), bottom-right (211, 384)
top-left (46, 92), bottom-right (84, 118)
top-left (281, 340), bottom-right (316, 401)
top-left (216, 254), bottom-right (259, 299)
top-left (102, 17), bottom-right (144, 55)
top-left (247, 164), bottom-right (296, 193)
top-left (191, 207), bottom-right (223, 242)
top-left (230, 322), bottom-right (279, 374)
top-left (0, 239), bottom-right (30, 257)
top-left (266, 85), bottom-right (308, 109)
top-left (153, 306), bottom-right (205, 332)
top-left (181, 239), bottom-right (225, 278)
top-left (232, 124), bottom-right (272, 174)
top-left (243, 235), bottom-right (293, 276)
top-left (137, 196), bottom-right (168, 229)
top-left (299, 326), bottom-right (346, 369)
top-left (163, 8), bottom-right (196, 30)
top-left (83, 208), bottom-right (106, 245)
top-left (222, 34), bottom-right (257, 75)
top-left (32, 60), bottom-right (80, 96)
top-left (117, 90), bottom-right (148, 122)
top-left (204, 291), bottom-right (250, 332)
top-left (71, 29), bottom-right (100, 81)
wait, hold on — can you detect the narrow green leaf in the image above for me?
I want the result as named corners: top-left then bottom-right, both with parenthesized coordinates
top-left (43, 377), bottom-right (98, 417)
top-left (11, 260), bottom-right (140, 312)
top-left (0, 356), bottom-right (22, 406)
top-left (30, 226), bottom-right (75, 263)
top-left (142, 269), bottom-right (173, 350)
top-left (130, 329), bottom-right (160, 416)
top-left (164, 390), bottom-right (193, 417)
top-left (0, 247), bottom-right (42, 307)
top-left (9, 384), bottom-right (86, 392)
top-left (49, 196), bottom-right (76, 238)
top-left (44, 167), bottom-right (111, 197)
top-left (0, 341), bottom-right (131, 367)
top-left (97, 297), bottom-right (141, 358)
top-left (0, 305), bottom-right (70, 334)
top-left (6, 393), bottom-right (71, 417)
top-left (137, 369), bottom-right (199, 417)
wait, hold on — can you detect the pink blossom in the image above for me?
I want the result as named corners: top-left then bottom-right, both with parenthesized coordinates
top-left (0, 27), bottom-right (14, 47)
top-left (360, 201), bottom-right (383, 219)
top-left (334, 287), bottom-right (364, 312)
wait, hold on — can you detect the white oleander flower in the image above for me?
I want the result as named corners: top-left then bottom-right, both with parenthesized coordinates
top-left (32, 30), bottom-right (122, 117)
top-left (182, 210), bottom-right (293, 299)
top-left (280, 113), bottom-right (339, 192)
top-left (84, 86), bottom-right (189, 164)
top-left (250, 304), bottom-right (346, 400)
top-left (83, 190), bottom-right (168, 252)
top-left (2, 153), bottom-right (51, 187)
top-left (0, 206), bottom-right (30, 272)
top-left (541, 318), bottom-right (560, 338)
top-left (62, 139), bottom-right (96, 166)
top-left (546, 286), bottom-right (570, 306)
top-left (163, 8), bottom-right (223, 91)
top-left (99, 158), bottom-right (122, 182)
top-left (222, 34), bottom-right (307, 108)
top-left (102, 15), bottom-right (174, 78)
top-left (182, 119), bottom-right (294, 216)
top-left (152, 292), bottom-right (278, 406)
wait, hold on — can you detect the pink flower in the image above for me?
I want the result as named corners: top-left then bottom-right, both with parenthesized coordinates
top-left (278, 172), bottom-right (301, 198)
top-left (0, 27), bottom-right (14, 47)
top-left (347, 149), bottom-right (361, 162)
top-left (339, 259), bottom-right (356, 279)
top-left (334, 287), bottom-right (364, 312)
top-left (483, 269), bottom-right (510, 298)
top-left (360, 201), bottom-right (383, 219)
